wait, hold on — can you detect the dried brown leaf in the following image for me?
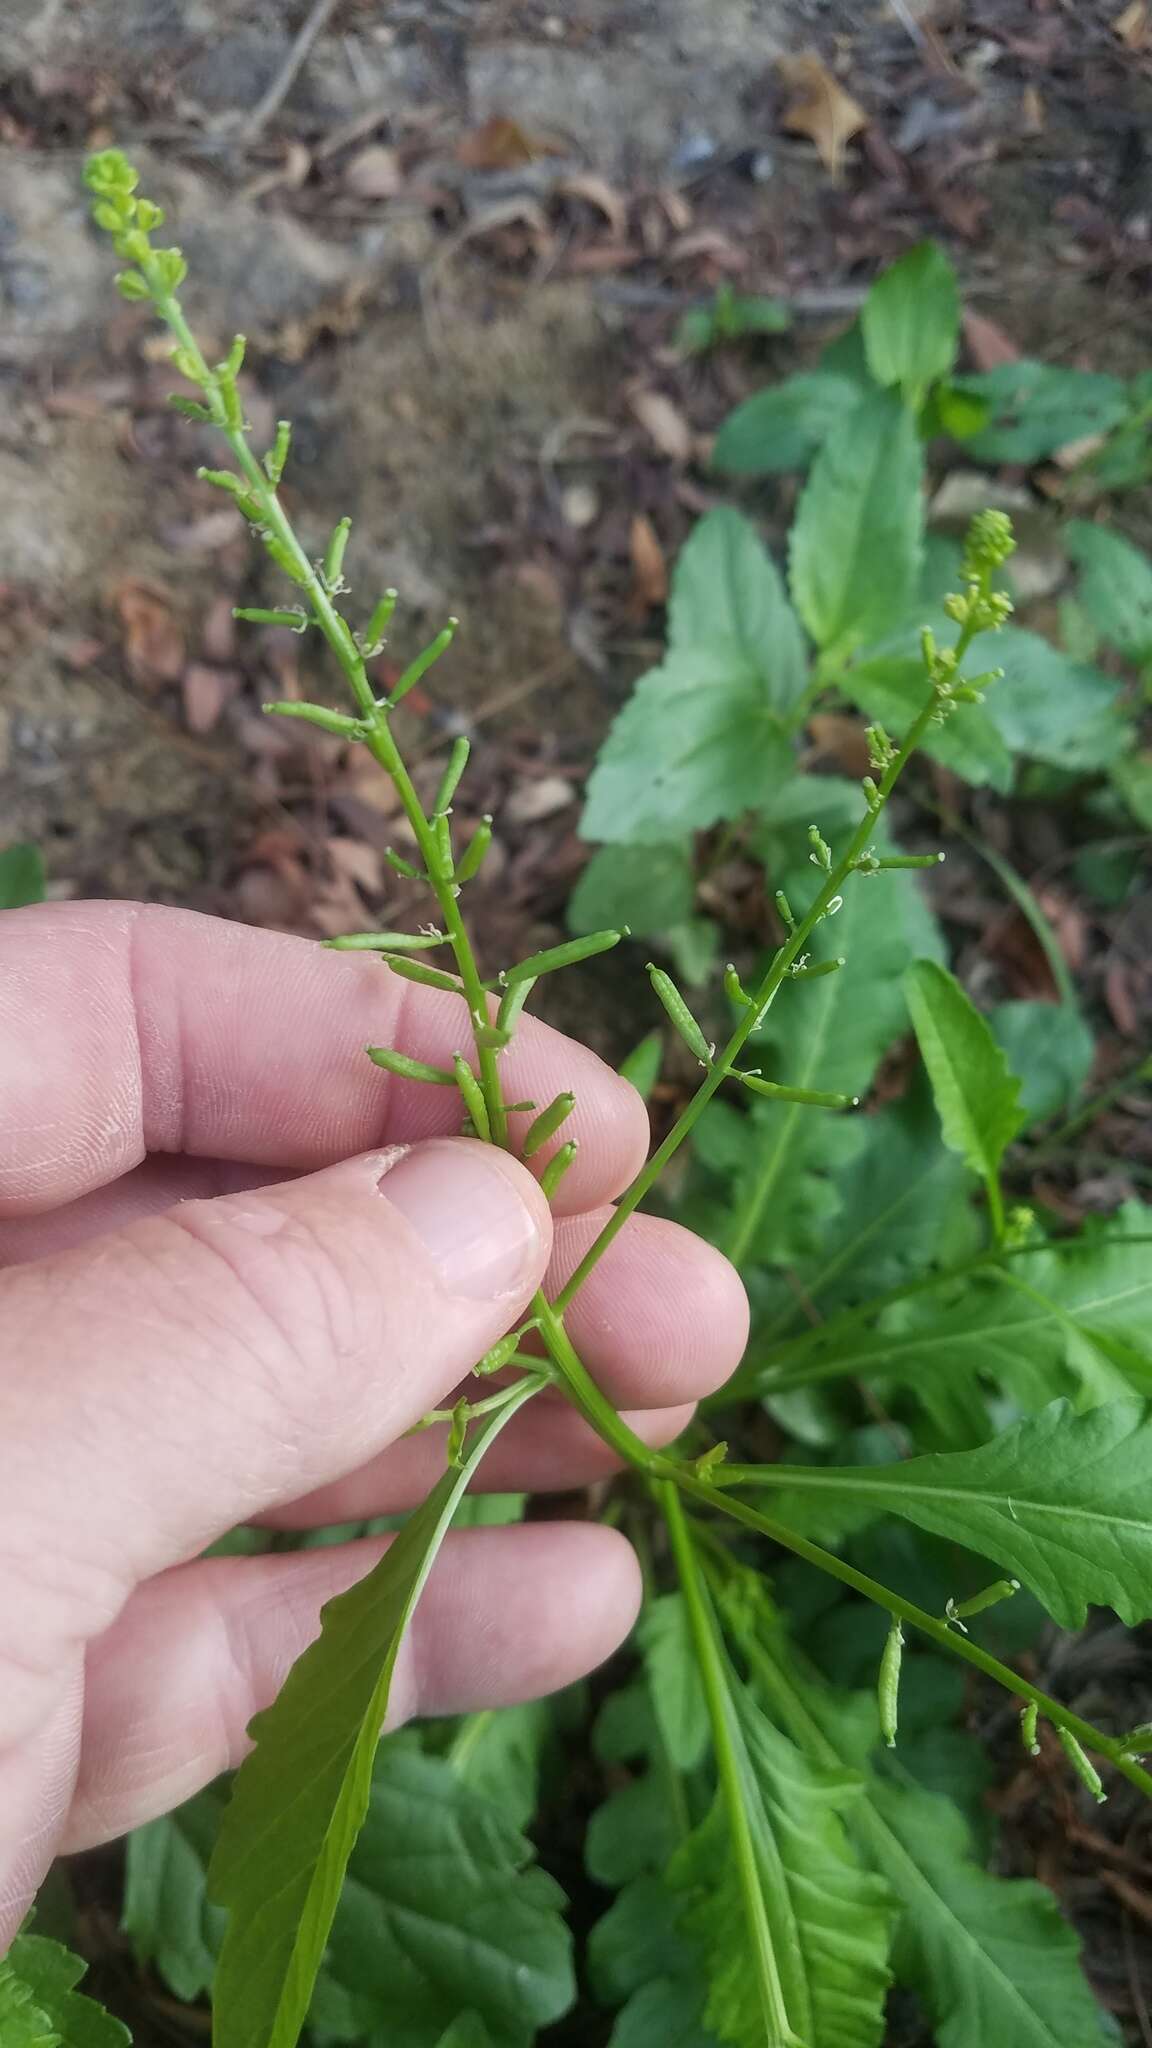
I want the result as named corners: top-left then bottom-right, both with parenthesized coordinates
top-left (555, 172), bottom-right (629, 239)
top-left (778, 52), bottom-right (868, 177)
top-left (114, 577), bottom-right (185, 689)
top-left (962, 308), bottom-right (1021, 370)
top-left (182, 661), bottom-right (240, 734)
top-left (629, 512), bottom-right (668, 608)
top-left (1113, 0), bottom-right (1150, 49)
top-left (457, 114), bottom-right (559, 170)
top-left (630, 388), bottom-right (692, 461)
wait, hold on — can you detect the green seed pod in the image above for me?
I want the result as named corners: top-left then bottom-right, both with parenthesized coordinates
top-left (362, 588), bottom-right (398, 651)
top-left (948, 1578), bottom-right (1019, 1622)
top-left (790, 957), bottom-right (844, 981)
top-left (324, 516), bottom-right (352, 590)
top-left (225, 332), bottom-right (247, 378)
top-left (774, 889), bottom-right (795, 930)
top-left (1020, 1702), bottom-right (1040, 1757)
top-left (168, 396), bottom-right (213, 422)
top-left (325, 929), bottom-right (444, 952)
top-left (217, 370), bottom-right (244, 431)
top-left (262, 535), bottom-right (310, 586)
top-left (383, 847), bottom-right (421, 880)
top-left (523, 1092), bottom-right (576, 1158)
top-left (389, 620), bottom-right (458, 706)
top-left (236, 607), bottom-right (307, 630)
top-left (453, 1053), bottom-right (490, 1142)
top-left (447, 1398), bottom-right (470, 1468)
top-left (878, 1619), bottom-right (903, 1749)
top-left (496, 976), bottom-right (537, 1035)
top-left (474, 1331), bottom-right (525, 1377)
top-left (1121, 1723), bottom-right (1152, 1757)
top-left (170, 345), bottom-right (206, 387)
top-left (875, 853), bottom-right (945, 871)
top-left (383, 955), bottom-right (462, 994)
top-left (539, 1140), bottom-right (578, 1200)
top-left (115, 269), bottom-right (150, 301)
top-left (434, 738), bottom-right (471, 816)
top-left (431, 813), bottom-right (454, 881)
top-left (505, 930), bottom-right (624, 985)
top-left (265, 420), bottom-right (292, 485)
top-left (738, 1074), bottom-right (855, 1110)
top-left (647, 965), bottom-right (711, 1066)
top-left (263, 700), bottom-right (362, 738)
top-left (724, 963), bottom-right (753, 1007)
top-left (1057, 1728), bottom-right (1106, 1804)
top-left (455, 817), bottom-right (492, 886)
top-left (366, 1046), bottom-right (456, 1086)
top-left (808, 824), bottom-right (832, 871)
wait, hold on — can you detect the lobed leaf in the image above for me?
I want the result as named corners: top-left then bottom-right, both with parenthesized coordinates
top-left (713, 371), bottom-right (863, 477)
top-left (772, 1397), bottom-right (1152, 1628)
top-left (122, 1787), bottom-right (228, 2002)
top-left (0, 1937), bottom-right (131, 2048)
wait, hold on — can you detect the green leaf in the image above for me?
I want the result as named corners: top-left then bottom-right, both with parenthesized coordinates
top-left (122, 1787), bottom-right (228, 2002)
top-left (569, 844), bottom-right (695, 940)
top-left (713, 372), bottom-right (863, 477)
top-left (865, 1778), bottom-right (1117, 2048)
top-left (208, 1385), bottom-right (538, 2048)
top-left (770, 1087), bottom-right (977, 1328)
top-left (580, 647), bottom-right (793, 845)
top-left (762, 1203), bottom-right (1152, 1426)
top-left (639, 1595), bottom-right (710, 1771)
top-left (0, 843), bottom-right (46, 909)
top-left (789, 394), bottom-right (924, 658)
top-left (989, 1002), bottom-right (1094, 1124)
top-left (861, 242), bottom-right (960, 401)
top-left (0, 1937), bottom-right (131, 2048)
top-left (447, 1700), bottom-right (549, 1834)
top-left (433, 2019), bottom-right (495, 2048)
top-left (719, 1587), bottom-right (1116, 2048)
top-left (961, 361), bottom-right (1128, 464)
top-left (904, 960), bottom-right (1025, 1184)
top-left (587, 1772), bottom-right (681, 1887)
top-left (672, 1696), bottom-right (893, 2048)
top-left (609, 1978), bottom-right (721, 2048)
top-left (314, 1743), bottom-right (573, 2047)
top-left (668, 507), bottom-right (809, 715)
top-left (1066, 520), bottom-right (1152, 663)
top-left (1112, 751), bottom-right (1152, 828)
top-left (989, 629), bottom-right (1127, 771)
top-left (839, 654), bottom-right (1014, 790)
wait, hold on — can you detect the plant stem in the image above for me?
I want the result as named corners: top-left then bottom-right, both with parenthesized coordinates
top-left (661, 1482), bottom-right (797, 2048)
top-left (671, 1472), bottom-right (1152, 1801)
top-left (555, 690), bottom-right (947, 1311)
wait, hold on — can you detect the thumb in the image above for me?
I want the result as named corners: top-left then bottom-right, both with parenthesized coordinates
top-left (0, 1139), bottom-right (551, 1658)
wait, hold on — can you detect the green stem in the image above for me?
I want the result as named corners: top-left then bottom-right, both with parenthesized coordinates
top-left (983, 1171), bottom-right (1005, 1247)
top-left (671, 1474), bottom-right (1152, 1802)
top-left (661, 1483), bottom-right (797, 2048)
top-left (555, 687), bottom-right (948, 1312)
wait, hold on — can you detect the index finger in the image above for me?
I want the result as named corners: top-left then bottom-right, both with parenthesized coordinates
top-left (0, 902), bottom-right (649, 1217)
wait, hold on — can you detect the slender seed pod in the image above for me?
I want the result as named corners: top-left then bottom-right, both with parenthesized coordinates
top-left (264, 419), bottom-right (292, 483)
top-left (497, 976), bottom-right (537, 1035)
top-left (389, 620), bottom-right (458, 706)
top-left (474, 1331), bottom-right (525, 1377)
top-left (774, 889), bottom-right (795, 929)
top-left (366, 1046), bottom-right (456, 1086)
top-left (325, 930), bottom-right (445, 952)
top-left (539, 1140), bottom-right (578, 1200)
top-left (505, 931), bottom-right (624, 984)
top-left (1020, 1702), bottom-right (1041, 1757)
top-left (808, 825), bottom-right (832, 871)
top-left (647, 965), bottom-right (711, 1066)
top-left (452, 1054), bottom-right (490, 1142)
top-left (434, 738), bottom-right (471, 816)
top-left (455, 817), bottom-right (492, 886)
top-left (738, 1074), bottom-right (856, 1110)
top-left (790, 957), bottom-right (845, 982)
top-left (523, 1092), bottom-right (576, 1159)
top-left (383, 847), bottom-right (421, 880)
top-left (263, 700), bottom-right (362, 738)
top-left (1058, 1728), bottom-right (1106, 1804)
top-left (879, 1619), bottom-right (903, 1749)
top-left (324, 516), bottom-right (352, 589)
top-left (948, 1579), bottom-right (1019, 1623)
top-left (432, 813), bottom-right (454, 880)
top-left (362, 588), bottom-right (398, 651)
top-left (235, 607), bottom-right (307, 630)
top-left (383, 956), bottom-right (462, 994)
top-left (724, 963), bottom-right (753, 1007)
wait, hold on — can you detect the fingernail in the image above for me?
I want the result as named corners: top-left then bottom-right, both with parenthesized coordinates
top-left (378, 1139), bottom-right (545, 1300)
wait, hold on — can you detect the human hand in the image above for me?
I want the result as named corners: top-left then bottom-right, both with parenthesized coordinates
top-left (0, 902), bottom-right (747, 1943)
